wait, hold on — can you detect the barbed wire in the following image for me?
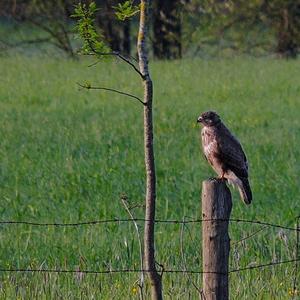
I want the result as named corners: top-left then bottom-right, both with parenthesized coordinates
top-left (0, 216), bottom-right (298, 288)
top-left (0, 258), bottom-right (299, 276)
top-left (0, 218), bottom-right (299, 231)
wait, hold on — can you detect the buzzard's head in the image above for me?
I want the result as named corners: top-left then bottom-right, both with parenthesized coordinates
top-left (197, 111), bottom-right (221, 127)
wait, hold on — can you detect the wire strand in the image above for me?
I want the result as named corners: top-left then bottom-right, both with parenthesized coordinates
top-left (0, 218), bottom-right (299, 231)
top-left (0, 258), bottom-right (299, 276)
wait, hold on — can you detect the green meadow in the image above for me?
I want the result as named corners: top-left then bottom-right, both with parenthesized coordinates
top-left (0, 55), bottom-right (299, 299)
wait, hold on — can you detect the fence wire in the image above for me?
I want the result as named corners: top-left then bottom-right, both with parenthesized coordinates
top-left (0, 216), bottom-right (299, 283)
top-left (0, 217), bottom-right (299, 231)
top-left (0, 258), bottom-right (299, 276)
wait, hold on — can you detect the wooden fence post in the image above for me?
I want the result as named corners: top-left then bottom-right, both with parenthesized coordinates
top-left (201, 179), bottom-right (232, 300)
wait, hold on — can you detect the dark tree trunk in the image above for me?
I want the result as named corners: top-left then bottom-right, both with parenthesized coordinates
top-left (276, 9), bottom-right (296, 58)
top-left (97, 0), bottom-right (131, 55)
top-left (152, 0), bottom-right (182, 60)
top-left (122, 21), bottom-right (131, 56)
top-left (275, 4), bottom-right (300, 59)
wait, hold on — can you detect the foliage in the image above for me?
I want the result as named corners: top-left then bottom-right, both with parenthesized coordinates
top-left (72, 2), bottom-right (110, 56)
top-left (183, 0), bottom-right (300, 58)
top-left (1, 0), bottom-right (300, 58)
top-left (0, 0), bottom-right (76, 57)
top-left (113, 1), bottom-right (140, 21)
top-left (72, 1), bottom-right (139, 57)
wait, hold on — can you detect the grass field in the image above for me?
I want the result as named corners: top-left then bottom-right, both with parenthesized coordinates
top-left (0, 54), bottom-right (299, 299)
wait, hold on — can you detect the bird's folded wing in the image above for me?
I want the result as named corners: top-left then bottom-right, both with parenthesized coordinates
top-left (217, 134), bottom-right (248, 178)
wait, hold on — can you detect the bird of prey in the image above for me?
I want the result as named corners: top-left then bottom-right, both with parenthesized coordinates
top-left (197, 111), bottom-right (252, 204)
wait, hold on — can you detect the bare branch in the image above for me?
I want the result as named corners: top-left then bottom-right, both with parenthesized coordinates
top-left (113, 52), bottom-right (144, 78)
top-left (86, 49), bottom-right (144, 79)
top-left (231, 225), bottom-right (268, 246)
top-left (0, 37), bottom-right (51, 47)
top-left (121, 196), bottom-right (145, 300)
top-left (82, 34), bottom-right (144, 78)
top-left (180, 217), bottom-right (202, 295)
top-left (96, 51), bottom-right (138, 63)
top-left (27, 19), bottom-right (74, 56)
top-left (57, 22), bottom-right (75, 56)
top-left (293, 216), bottom-right (300, 297)
top-left (87, 60), bottom-right (102, 68)
top-left (29, 19), bottom-right (60, 40)
top-left (76, 82), bottom-right (146, 106)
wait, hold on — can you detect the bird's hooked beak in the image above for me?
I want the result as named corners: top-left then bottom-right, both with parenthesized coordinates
top-left (197, 116), bottom-right (203, 123)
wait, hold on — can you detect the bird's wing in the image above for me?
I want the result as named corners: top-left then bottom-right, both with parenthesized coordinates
top-left (216, 126), bottom-right (248, 178)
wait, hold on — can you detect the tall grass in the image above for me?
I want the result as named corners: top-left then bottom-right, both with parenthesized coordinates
top-left (0, 55), bottom-right (299, 299)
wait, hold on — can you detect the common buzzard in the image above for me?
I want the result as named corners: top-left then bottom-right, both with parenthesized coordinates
top-left (197, 111), bottom-right (252, 204)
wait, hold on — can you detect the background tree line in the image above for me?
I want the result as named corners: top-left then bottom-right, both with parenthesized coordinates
top-left (0, 0), bottom-right (299, 59)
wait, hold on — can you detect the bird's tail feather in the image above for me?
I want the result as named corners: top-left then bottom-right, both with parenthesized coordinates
top-left (226, 171), bottom-right (252, 205)
top-left (237, 177), bottom-right (252, 205)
